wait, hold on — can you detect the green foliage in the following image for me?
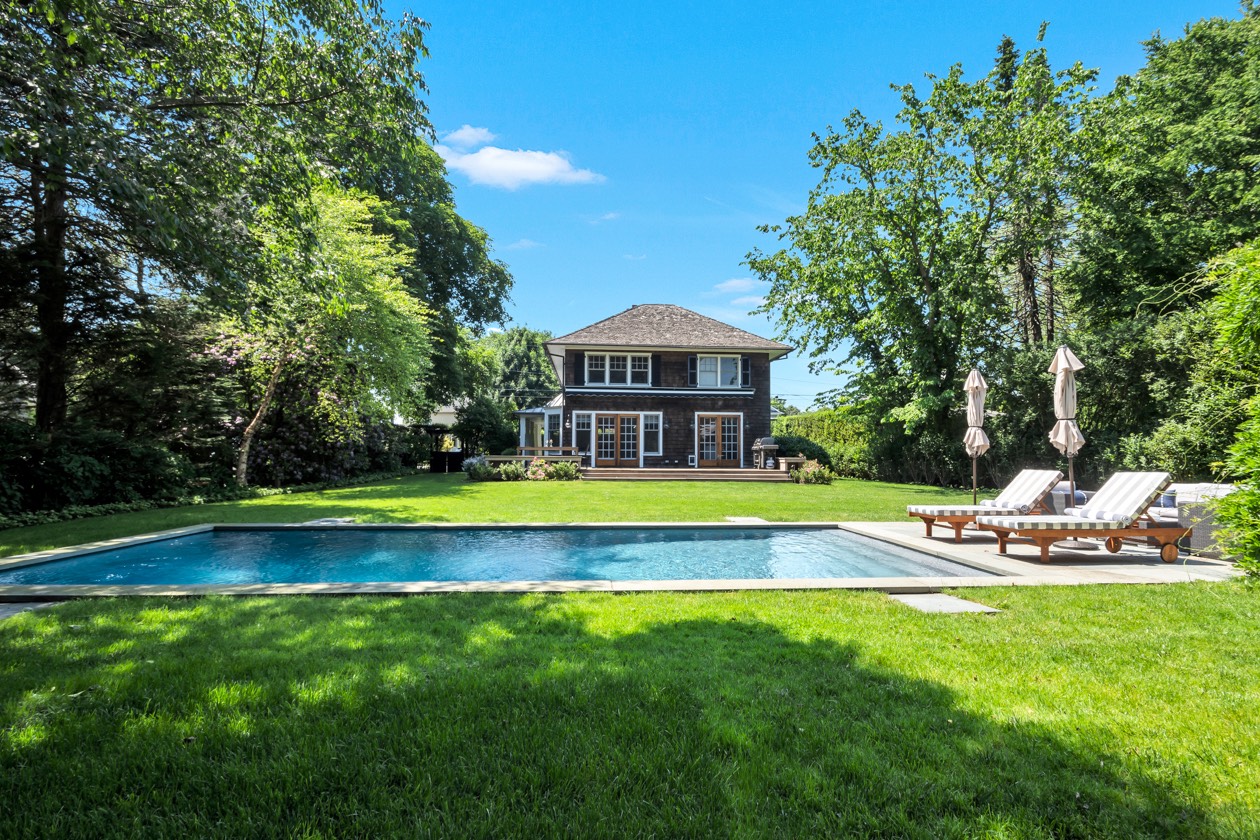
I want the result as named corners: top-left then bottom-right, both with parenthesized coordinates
top-left (790, 460), bottom-right (836, 485)
top-left (453, 395), bottom-right (518, 456)
top-left (773, 408), bottom-right (872, 478)
top-left (481, 327), bottom-right (561, 408)
top-left (217, 184), bottom-right (432, 485)
top-left (0, 470), bottom-right (418, 531)
top-left (0, 0), bottom-right (433, 432)
top-left (1072, 5), bottom-right (1260, 322)
top-left (0, 422), bottom-right (192, 515)
top-left (536, 460), bottom-right (581, 481)
top-left (1209, 241), bottom-right (1260, 577)
top-left (768, 434), bottom-right (833, 469)
top-left (462, 456), bottom-right (497, 482)
top-left (749, 35), bottom-right (1092, 478)
top-left (496, 461), bottom-right (528, 482)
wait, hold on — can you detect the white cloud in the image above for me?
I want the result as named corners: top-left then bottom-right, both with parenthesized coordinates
top-left (436, 144), bottom-right (605, 190)
top-left (504, 238), bottom-right (543, 250)
top-left (713, 278), bottom-right (758, 294)
top-left (623, 253), bottom-right (646, 261)
top-left (730, 295), bottom-right (766, 307)
top-left (441, 125), bottom-right (497, 148)
top-left (591, 211), bottom-right (620, 224)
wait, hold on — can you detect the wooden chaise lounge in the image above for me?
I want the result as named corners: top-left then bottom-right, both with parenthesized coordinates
top-left (907, 469), bottom-right (1062, 543)
top-left (976, 471), bottom-right (1188, 563)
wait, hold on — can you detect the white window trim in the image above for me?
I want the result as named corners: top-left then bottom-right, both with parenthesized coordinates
top-left (697, 353), bottom-right (745, 389)
top-left (642, 412), bottom-right (663, 456)
top-left (586, 353), bottom-right (652, 388)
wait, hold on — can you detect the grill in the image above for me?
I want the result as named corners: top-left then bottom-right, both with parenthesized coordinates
top-left (751, 436), bottom-right (779, 469)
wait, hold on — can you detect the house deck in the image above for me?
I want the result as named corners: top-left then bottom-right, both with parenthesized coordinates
top-left (581, 467), bottom-right (791, 482)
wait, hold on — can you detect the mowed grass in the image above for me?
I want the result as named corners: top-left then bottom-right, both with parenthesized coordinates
top-left (1, 584), bottom-right (1257, 838)
top-left (0, 472), bottom-right (976, 557)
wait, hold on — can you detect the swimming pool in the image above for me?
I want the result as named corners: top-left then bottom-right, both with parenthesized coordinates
top-left (0, 525), bottom-right (990, 587)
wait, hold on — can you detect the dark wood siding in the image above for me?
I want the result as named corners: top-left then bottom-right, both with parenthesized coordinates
top-left (561, 349), bottom-right (774, 467)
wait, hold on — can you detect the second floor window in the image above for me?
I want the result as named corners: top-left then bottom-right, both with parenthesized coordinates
top-left (697, 355), bottom-right (741, 387)
top-left (586, 353), bottom-right (650, 386)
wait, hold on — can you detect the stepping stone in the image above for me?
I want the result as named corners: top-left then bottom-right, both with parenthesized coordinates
top-left (725, 516), bottom-right (769, 523)
top-left (890, 593), bottom-right (1000, 614)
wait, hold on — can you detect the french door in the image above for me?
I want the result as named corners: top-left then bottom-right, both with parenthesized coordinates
top-left (697, 415), bottom-right (740, 467)
top-left (594, 414), bottom-right (639, 467)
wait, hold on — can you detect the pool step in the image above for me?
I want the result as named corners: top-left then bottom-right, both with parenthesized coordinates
top-left (582, 468), bottom-right (791, 482)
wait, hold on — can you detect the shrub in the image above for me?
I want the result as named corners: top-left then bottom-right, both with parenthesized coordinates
top-left (790, 459), bottom-right (836, 485)
top-left (462, 455), bottom-right (496, 482)
top-left (773, 408), bottom-right (874, 477)
top-left (541, 460), bottom-right (581, 481)
top-left (1217, 397), bottom-right (1260, 580)
top-left (770, 434), bottom-right (832, 468)
top-left (496, 462), bottom-right (528, 481)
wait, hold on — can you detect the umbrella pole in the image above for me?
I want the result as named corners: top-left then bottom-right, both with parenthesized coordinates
top-left (1068, 456), bottom-right (1075, 504)
top-left (972, 456), bottom-right (978, 505)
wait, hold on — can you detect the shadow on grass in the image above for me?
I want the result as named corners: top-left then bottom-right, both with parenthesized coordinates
top-left (0, 596), bottom-right (1219, 838)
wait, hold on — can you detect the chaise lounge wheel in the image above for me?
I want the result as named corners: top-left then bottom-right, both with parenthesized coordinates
top-left (1160, 543), bottom-right (1179, 563)
top-left (1104, 537), bottom-right (1122, 553)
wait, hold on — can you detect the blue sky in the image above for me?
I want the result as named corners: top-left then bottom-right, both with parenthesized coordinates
top-left (401, 0), bottom-right (1239, 407)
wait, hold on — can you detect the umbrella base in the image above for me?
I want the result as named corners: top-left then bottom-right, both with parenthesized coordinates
top-left (1052, 539), bottom-right (1100, 551)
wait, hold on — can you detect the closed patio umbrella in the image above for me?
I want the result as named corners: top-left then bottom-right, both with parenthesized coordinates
top-left (963, 368), bottom-right (990, 504)
top-left (1048, 346), bottom-right (1086, 500)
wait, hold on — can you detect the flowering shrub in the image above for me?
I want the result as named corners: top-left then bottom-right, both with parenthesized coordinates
top-left (790, 459), bottom-right (836, 485)
top-left (541, 460), bottom-right (582, 481)
top-left (462, 457), bottom-right (584, 482)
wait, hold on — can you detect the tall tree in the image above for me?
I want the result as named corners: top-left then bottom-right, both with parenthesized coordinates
top-left (353, 142), bottom-right (513, 407)
top-left (481, 327), bottom-right (560, 408)
top-left (983, 29), bottom-right (1094, 347)
top-left (746, 67), bottom-right (1007, 436)
top-left (0, 0), bottom-right (430, 434)
top-left (219, 185), bottom-right (430, 486)
top-left (1070, 3), bottom-right (1260, 321)
top-left (748, 37), bottom-right (1093, 482)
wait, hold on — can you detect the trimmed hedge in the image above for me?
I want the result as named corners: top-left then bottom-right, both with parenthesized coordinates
top-left (0, 469), bottom-right (420, 531)
top-left (772, 408), bottom-right (873, 478)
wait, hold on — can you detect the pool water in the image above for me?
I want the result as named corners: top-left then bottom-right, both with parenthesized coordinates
top-left (0, 527), bottom-right (990, 586)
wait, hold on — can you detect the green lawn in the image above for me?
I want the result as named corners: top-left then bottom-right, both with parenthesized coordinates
top-left (1, 585), bottom-right (1256, 838)
top-left (2, 474), bottom-right (1256, 837)
top-left (0, 472), bottom-right (976, 558)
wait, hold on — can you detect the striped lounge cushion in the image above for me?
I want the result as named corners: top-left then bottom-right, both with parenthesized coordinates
top-left (975, 515), bottom-right (1121, 532)
top-left (906, 469), bottom-right (1062, 518)
top-left (988, 469), bottom-right (1063, 515)
top-left (907, 505), bottom-right (1023, 517)
top-left (1068, 471), bottom-right (1171, 526)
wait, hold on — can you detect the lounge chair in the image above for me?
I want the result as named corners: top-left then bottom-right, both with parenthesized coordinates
top-left (907, 469), bottom-right (1063, 543)
top-left (976, 471), bottom-right (1187, 563)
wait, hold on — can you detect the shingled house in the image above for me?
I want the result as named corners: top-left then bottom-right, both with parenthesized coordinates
top-left (525, 304), bottom-right (791, 470)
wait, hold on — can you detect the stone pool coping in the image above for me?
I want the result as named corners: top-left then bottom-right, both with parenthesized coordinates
top-left (0, 520), bottom-right (1239, 600)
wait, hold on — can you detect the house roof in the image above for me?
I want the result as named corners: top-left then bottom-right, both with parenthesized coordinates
top-left (546, 304), bottom-right (792, 359)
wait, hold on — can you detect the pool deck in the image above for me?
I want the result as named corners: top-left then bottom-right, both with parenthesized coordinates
top-left (0, 520), bottom-right (1240, 600)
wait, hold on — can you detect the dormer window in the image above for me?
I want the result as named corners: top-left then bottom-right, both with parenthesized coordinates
top-left (586, 353), bottom-right (651, 386)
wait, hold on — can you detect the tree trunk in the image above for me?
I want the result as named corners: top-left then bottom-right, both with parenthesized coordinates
top-left (235, 360), bottom-right (284, 487)
top-left (1018, 250), bottom-right (1042, 345)
top-left (32, 160), bottom-right (70, 435)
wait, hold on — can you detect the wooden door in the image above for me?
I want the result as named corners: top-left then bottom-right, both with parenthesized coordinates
top-left (697, 415), bottom-right (740, 467)
top-left (594, 414), bottom-right (639, 467)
